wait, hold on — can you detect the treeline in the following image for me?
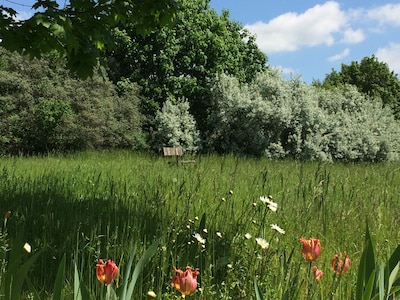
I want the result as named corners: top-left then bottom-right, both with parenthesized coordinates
top-left (1, 0), bottom-right (400, 161)
top-left (0, 49), bottom-right (143, 154)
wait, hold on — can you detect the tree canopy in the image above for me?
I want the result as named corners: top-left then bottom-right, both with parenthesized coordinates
top-left (0, 0), bottom-right (178, 78)
top-left (105, 0), bottom-right (267, 131)
top-left (320, 55), bottom-right (400, 119)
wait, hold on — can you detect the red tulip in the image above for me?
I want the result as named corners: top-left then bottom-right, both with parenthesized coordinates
top-left (96, 259), bottom-right (119, 285)
top-left (331, 252), bottom-right (351, 275)
top-left (171, 266), bottom-right (200, 296)
top-left (312, 266), bottom-right (323, 281)
top-left (299, 237), bottom-right (321, 261)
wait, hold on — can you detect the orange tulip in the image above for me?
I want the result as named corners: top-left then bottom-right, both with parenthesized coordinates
top-left (331, 252), bottom-right (351, 275)
top-left (171, 266), bottom-right (200, 296)
top-left (312, 266), bottom-right (323, 281)
top-left (299, 237), bottom-right (321, 261)
top-left (96, 259), bottom-right (119, 285)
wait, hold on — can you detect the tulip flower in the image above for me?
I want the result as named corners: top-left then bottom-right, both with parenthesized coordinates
top-left (312, 266), bottom-right (323, 281)
top-left (331, 252), bottom-right (351, 275)
top-left (96, 259), bottom-right (119, 285)
top-left (299, 237), bottom-right (321, 261)
top-left (171, 266), bottom-right (200, 296)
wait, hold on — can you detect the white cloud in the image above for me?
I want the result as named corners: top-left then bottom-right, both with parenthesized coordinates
top-left (375, 43), bottom-right (400, 73)
top-left (245, 1), bottom-right (347, 53)
top-left (341, 28), bottom-right (364, 44)
top-left (15, 11), bottom-right (33, 21)
top-left (328, 48), bottom-right (350, 62)
top-left (367, 4), bottom-right (400, 27)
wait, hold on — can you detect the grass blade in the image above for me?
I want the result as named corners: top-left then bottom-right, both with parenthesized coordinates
top-left (254, 278), bottom-right (264, 300)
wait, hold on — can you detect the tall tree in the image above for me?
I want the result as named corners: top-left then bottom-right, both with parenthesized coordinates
top-left (105, 0), bottom-right (267, 132)
top-left (0, 0), bottom-right (177, 78)
top-left (320, 55), bottom-right (400, 119)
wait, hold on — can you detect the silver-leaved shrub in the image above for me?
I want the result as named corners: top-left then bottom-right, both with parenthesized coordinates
top-left (152, 98), bottom-right (200, 153)
top-left (206, 69), bottom-right (400, 161)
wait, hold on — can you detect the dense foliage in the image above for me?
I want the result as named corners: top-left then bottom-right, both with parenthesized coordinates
top-left (0, 49), bottom-right (143, 154)
top-left (205, 70), bottom-right (400, 161)
top-left (0, 0), bottom-right (177, 78)
top-left (105, 0), bottom-right (267, 132)
top-left (319, 55), bottom-right (400, 119)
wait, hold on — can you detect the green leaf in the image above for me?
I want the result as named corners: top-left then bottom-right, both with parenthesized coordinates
top-left (254, 278), bottom-right (264, 300)
top-left (52, 254), bottom-right (66, 300)
top-left (126, 239), bottom-right (160, 299)
top-left (388, 262), bottom-right (400, 297)
top-left (363, 270), bottom-right (376, 300)
top-left (24, 276), bottom-right (41, 300)
top-left (377, 263), bottom-right (385, 300)
top-left (387, 244), bottom-right (400, 278)
top-left (11, 251), bottom-right (41, 300)
top-left (119, 243), bottom-right (137, 300)
top-left (74, 260), bottom-right (82, 300)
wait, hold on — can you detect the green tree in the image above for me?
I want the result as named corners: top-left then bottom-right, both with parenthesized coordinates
top-left (320, 55), bottom-right (400, 119)
top-left (0, 0), bottom-right (177, 78)
top-left (105, 0), bottom-right (267, 132)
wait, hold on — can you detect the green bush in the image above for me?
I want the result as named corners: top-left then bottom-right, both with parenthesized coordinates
top-left (0, 48), bottom-right (143, 154)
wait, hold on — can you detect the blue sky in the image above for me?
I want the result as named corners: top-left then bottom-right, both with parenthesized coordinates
top-left (6, 0), bottom-right (400, 83)
top-left (209, 1), bottom-right (400, 83)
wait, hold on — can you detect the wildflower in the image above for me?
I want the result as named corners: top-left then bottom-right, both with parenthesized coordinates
top-left (256, 237), bottom-right (269, 250)
top-left (216, 231), bottom-right (222, 238)
top-left (23, 243), bottom-right (31, 253)
top-left (229, 190), bottom-right (234, 195)
top-left (96, 259), bottom-right (119, 285)
top-left (244, 233), bottom-right (252, 239)
top-left (312, 266), bottom-right (323, 281)
top-left (171, 266), bottom-right (200, 296)
top-left (203, 228), bottom-right (208, 234)
top-left (331, 252), bottom-right (351, 275)
top-left (259, 195), bottom-right (278, 211)
top-left (193, 233), bottom-right (206, 245)
top-left (270, 224), bottom-right (285, 234)
top-left (299, 237), bottom-right (321, 261)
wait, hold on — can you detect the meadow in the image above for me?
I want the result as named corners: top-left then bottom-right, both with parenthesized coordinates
top-left (1, 151), bottom-right (400, 299)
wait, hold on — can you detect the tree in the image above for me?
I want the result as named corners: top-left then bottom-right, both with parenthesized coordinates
top-left (0, 0), bottom-right (177, 78)
top-left (151, 98), bottom-right (200, 153)
top-left (320, 55), bottom-right (400, 119)
top-left (105, 0), bottom-right (267, 132)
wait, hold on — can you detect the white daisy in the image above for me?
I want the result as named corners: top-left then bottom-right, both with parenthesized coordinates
top-left (270, 224), bottom-right (285, 234)
top-left (255, 237), bottom-right (269, 249)
top-left (193, 233), bottom-right (206, 245)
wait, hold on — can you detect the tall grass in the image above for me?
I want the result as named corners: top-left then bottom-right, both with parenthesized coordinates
top-left (1, 151), bottom-right (399, 299)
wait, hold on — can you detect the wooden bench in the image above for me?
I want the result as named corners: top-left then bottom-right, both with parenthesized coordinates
top-left (163, 146), bottom-right (195, 164)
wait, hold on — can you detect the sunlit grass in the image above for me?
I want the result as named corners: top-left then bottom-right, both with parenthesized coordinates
top-left (1, 151), bottom-right (400, 298)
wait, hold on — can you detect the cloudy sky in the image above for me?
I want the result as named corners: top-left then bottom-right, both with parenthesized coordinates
top-left (210, 0), bottom-right (400, 83)
top-left (5, 0), bottom-right (400, 83)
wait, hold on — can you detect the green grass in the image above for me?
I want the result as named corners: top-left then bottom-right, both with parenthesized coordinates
top-left (1, 150), bottom-right (400, 299)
